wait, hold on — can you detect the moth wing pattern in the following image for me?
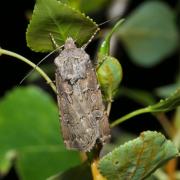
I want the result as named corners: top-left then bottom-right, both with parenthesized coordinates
top-left (85, 61), bottom-right (111, 144)
top-left (55, 38), bottom-right (110, 151)
top-left (55, 71), bottom-right (99, 151)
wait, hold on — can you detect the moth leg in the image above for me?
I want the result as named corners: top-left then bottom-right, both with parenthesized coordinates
top-left (46, 79), bottom-right (56, 84)
top-left (91, 109), bottom-right (110, 144)
top-left (99, 113), bottom-right (111, 143)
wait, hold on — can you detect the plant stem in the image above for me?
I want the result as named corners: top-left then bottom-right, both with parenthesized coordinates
top-left (155, 113), bottom-right (175, 138)
top-left (165, 158), bottom-right (177, 180)
top-left (110, 107), bottom-right (149, 128)
top-left (91, 159), bottom-right (107, 180)
top-left (80, 152), bottom-right (88, 162)
top-left (0, 48), bottom-right (56, 93)
top-left (110, 104), bottom-right (176, 138)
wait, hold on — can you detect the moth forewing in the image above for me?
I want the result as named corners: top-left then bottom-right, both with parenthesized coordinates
top-left (54, 37), bottom-right (110, 152)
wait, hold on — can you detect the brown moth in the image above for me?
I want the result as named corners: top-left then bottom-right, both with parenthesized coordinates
top-left (54, 37), bottom-right (110, 152)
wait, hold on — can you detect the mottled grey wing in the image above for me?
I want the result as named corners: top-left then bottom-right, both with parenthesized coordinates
top-left (55, 69), bottom-right (99, 151)
top-left (84, 61), bottom-right (111, 144)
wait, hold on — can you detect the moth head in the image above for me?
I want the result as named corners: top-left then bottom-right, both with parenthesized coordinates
top-left (64, 37), bottom-right (76, 49)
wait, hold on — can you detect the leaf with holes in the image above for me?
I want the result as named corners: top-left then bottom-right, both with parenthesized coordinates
top-left (98, 131), bottom-right (178, 180)
top-left (26, 0), bottom-right (98, 52)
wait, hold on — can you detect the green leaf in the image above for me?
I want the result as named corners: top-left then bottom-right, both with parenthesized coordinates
top-left (155, 74), bottom-right (180, 98)
top-left (155, 84), bottom-right (180, 98)
top-left (0, 86), bottom-right (80, 180)
top-left (97, 56), bottom-right (123, 101)
top-left (98, 131), bottom-right (179, 180)
top-left (118, 1), bottom-right (178, 67)
top-left (26, 0), bottom-right (98, 52)
top-left (101, 130), bottom-right (136, 156)
top-left (60, 0), bottom-right (109, 14)
top-left (47, 162), bottom-right (92, 180)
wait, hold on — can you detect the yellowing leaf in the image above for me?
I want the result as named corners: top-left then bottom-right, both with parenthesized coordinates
top-left (99, 131), bottom-right (178, 180)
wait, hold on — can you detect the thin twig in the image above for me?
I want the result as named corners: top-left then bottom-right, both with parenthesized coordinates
top-left (91, 159), bottom-right (107, 180)
top-left (0, 48), bottom-right (57, 93)
top-left (155, 112), bottom-right (175, 138)
top-left (110, 107), bottom-right (149, 128)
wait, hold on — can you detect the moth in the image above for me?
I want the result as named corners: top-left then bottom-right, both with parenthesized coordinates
top-left (54, 37), bottom-right (110, 152)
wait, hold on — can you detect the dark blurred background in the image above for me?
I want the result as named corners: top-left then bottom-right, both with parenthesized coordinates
top-left (0, 0), bottom-right (179, 179)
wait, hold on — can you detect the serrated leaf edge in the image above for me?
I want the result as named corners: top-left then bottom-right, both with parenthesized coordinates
top-left (26, 0), bottom-right (98, 52)
top-left (98, 131), bottom-right (178, 178)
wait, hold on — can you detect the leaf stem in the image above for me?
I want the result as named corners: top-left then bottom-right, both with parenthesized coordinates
top-left (155, 113), bottom-right (175, 138)
top-left (91, 159), bottom-right (107, 180)
top-left (0, 48), bottom-right (56, 93)
top-left (110, 107), bottom-right (149, 128)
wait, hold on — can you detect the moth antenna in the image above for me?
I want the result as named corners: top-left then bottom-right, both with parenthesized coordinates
top-left (49, 33), bottom-right (59, 49)
top-left (98, 15), bottom-right (122, 27)
top-left (19, 46), bottom-right (63, 85)
top-left (20, 16), bottom-right (122, 84)
top-left (82, 27), bottom-right (100, 49)
top-left (20, 33), bottom-right (65, 84)
top-left (82, 15), bottom-right (123, 49)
